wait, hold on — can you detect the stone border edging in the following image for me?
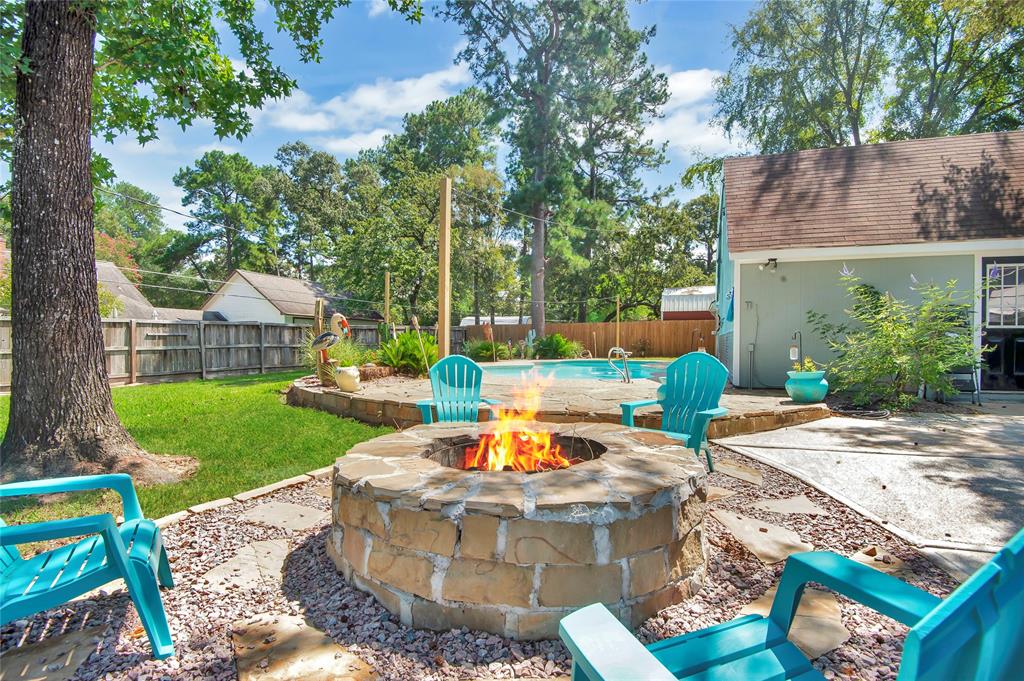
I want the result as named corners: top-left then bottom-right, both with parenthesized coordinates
top-left (287, 380), bottom-right (831, 439)
top-left (151, 465), bottom-right (335, 529)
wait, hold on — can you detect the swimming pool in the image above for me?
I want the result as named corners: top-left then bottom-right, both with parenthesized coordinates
top-left (482, 359), bottom-right (668, 382)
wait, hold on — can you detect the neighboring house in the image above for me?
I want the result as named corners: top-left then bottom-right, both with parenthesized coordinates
top-left (661, 286), bottom-right (715, 320)
top-left (202, 269), bottom-right (382, 327)
top-left (459, 315), bottom-right (532, 326)
top-left (155, 308), bottom-right (226, 322)
top-left (94, 261), bottom-right (159, 319)
top-left (715, 130), bottom-right (1024, 392)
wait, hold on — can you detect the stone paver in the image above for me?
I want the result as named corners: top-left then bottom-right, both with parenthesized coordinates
top-left (740, 587), bottom-right (850, 659)
top-left (850, 545), bottom-right (918, 579)
top-left (718, 414), bottom-right (1024, 564)
top-left (241, 502), bottom-right (328, 531)
top-left (715, 460), bottom-right (763, 486)
top-left (232, 613), bottom-right (376, 681)
top-left (749, 494), bottom-right (827, 516)
top-left (313, 485), bottom-right (332, 499)
top-left (710, 509), bottom-right (813, 564)
top-left (706, 486), bottom-right (735, 502)
top-left (0, 626), bottom-right (105, 681)
top-left (201, 539), bottom-right (289, 594)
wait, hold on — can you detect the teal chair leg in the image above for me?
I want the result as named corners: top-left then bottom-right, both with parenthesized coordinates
top-left (417, 401), bottom-right (435, 424)
top-left (157, 546), bottom-right (174, 588)
top-left (126, 562), bottom-right (175, 659)
top-left (571, 661), bottom-right (593, 681)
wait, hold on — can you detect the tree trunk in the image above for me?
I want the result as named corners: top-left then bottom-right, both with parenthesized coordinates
top-left (2, 0), bottom-right (183, 483)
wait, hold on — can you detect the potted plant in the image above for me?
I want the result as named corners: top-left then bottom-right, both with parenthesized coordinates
top-left (785, 356), bottom-right (829, 403)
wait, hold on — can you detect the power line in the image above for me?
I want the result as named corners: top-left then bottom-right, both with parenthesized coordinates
top-left (109, 264), bottom-right (383, 306)
top-left (452, 187), bottom-right (631, 236)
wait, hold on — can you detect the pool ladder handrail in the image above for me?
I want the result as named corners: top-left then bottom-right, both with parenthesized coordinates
top-left (608, 346), bottom-right (632, 383)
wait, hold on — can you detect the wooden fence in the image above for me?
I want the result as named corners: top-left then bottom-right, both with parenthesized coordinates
top-left (463, 319), bottom-right (716, 358)
top-left (0, 319), bottom-right (308, 391)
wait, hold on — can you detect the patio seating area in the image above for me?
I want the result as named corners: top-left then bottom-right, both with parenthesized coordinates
top-left (0, 449), bottom-right (962, 680)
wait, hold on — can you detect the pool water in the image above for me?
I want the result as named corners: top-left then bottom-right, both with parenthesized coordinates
top-left (482, 359), bottom-right (668, 382)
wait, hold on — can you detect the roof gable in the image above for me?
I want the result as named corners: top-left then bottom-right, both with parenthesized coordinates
top-left (724, 131), bottom-right (1024, 253)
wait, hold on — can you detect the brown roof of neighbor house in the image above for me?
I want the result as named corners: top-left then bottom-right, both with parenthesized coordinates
top-left (204, 269), bottom-right (384, 322)
top-left (723, 130), bottom-right (1024, 253)
top-left (94, 261), bottom-right (159, 319)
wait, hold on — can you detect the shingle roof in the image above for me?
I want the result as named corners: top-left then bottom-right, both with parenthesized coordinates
top-left (230, 269), bottom-right (331, 317)
top-left (723, 130), bottom-right (1024, 253)
top-left (94, 261), bottom-right (158, 319)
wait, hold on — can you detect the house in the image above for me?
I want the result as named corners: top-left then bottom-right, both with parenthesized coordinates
top-left (715, 130), bottom-right (1024, 392)
top-left (661, 286), bottom-right (715, 320)
top-left (202, 269), bottom-right (382, 327)
top-left (93, 261), bottom-right (160, 319)
top-left (154, 307), bottom-right (226, 322)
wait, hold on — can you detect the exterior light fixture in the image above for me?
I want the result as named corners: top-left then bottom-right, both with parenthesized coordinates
top-left (759, 258), bottom-right (778, 272)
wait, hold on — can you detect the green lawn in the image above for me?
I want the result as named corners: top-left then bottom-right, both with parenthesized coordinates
top-left (0, 371), bottom-right (391, 525)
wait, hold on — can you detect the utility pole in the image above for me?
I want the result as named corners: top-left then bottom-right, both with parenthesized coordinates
top-left (438, 176), bottom-right (452, 358)
top-left (616, 295), bottom-right (621, 348)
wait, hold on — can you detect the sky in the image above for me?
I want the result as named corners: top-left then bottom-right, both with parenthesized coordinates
top-left (95, 0), bottom-right (756, 230)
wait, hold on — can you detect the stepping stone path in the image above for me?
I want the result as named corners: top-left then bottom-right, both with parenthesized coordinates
top-left (748, 494), bottom-right (827, 516)
top-left (706, 486), bottom-right (736, 502)
top-left (710, 510), bottom-right (813, 564)
top-left (715, 459), bottom-right (763, 486)
top-left (0, 625), bottom-right (106, 681)
top-left (851, 545), bottom-right (919, 579)
top-left (232, 613), bottom-right (376, 681)
top-left (313, 485), bottom-right (332, 499)
top-left (201, 539), bottom-right (289, 594)
top-left (241, 502), bottom-right (328, 531)
top-left (740, 587), bottom-right (850, 659)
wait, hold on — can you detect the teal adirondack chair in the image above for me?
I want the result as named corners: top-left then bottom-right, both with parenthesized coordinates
top-left (1, 474), bottom-right (175, 659)
top-left (417, 354), bottom-right (501, 424)
top-left (560, 525), bottom-right (1024, 681)
top-left (620, 352), bottom-right (729, 471)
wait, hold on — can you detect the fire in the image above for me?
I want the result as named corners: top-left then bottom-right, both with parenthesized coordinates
top-left (464, 372), bottom-right (574, 473)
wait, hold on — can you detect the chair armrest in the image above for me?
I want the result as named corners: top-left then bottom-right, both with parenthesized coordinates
top-left (559, 604), bottom-right (675, 681)
top-left (769, 551), bottom-right (942, 631)
top-left (621, 399), bottom-right (659, 427)
top-left (0, 474), bottom-right (144, 522)
top-left (698, 406), bottom-right (728, 419)
top-left (480, 397), bottom-right (501, 406)
top-left (0, 513), bottom-right (118, 546)
top-left (415, 399), bottom-right (435, 424)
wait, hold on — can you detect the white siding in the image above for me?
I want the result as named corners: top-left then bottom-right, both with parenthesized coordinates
top-left (203, 272), bottom-right (285, 323)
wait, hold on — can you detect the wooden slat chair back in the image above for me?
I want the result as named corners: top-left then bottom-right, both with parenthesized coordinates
top-left (417, 355), bottom-right (500, 424)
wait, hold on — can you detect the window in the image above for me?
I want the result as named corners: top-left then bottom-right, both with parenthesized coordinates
top-left (984, 259), bottom-right (1024, 329)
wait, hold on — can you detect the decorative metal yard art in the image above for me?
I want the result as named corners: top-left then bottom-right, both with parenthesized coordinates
top-left (410, 315), bottom-right (431, 374)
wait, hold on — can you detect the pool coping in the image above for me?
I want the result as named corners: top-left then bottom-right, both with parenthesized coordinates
top-left (286, 379), bottom-right (831, 439)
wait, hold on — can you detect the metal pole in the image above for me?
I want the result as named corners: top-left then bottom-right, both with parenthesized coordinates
top-left (383, 270), bottom-right (391, 327)
top-left (615, 296), bottom-right (621, 348)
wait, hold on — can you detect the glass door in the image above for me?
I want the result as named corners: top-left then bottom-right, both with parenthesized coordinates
top-left (981, 256), bottom-right (1024, 391)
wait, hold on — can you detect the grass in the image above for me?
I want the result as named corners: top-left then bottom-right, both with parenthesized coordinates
top-left (0, 371), bottom-right (392, 527)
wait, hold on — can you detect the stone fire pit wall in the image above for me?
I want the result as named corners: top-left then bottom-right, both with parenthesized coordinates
top-left (327, 422), bottom-right (707, 640)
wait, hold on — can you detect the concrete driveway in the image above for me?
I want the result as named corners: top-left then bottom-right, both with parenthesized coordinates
top-left (715, 410), bottom-right (1024, 580)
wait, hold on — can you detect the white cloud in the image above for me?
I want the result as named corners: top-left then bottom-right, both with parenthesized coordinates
top-left (255, 64), bottom-right (471, 134)
top-left (197, 141), bottom-right (239, 154)
top-left (110, 136), bottom-right (179, 156)
top-left (311, 128), bottom-right (393, 155)
top-left (647, 67), bottom-right (744, 160)
top-left (368, 0), bottom-right (389, 17)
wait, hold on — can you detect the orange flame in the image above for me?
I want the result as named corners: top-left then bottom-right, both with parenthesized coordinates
top-left (464, 371), bottom-right (573, 472)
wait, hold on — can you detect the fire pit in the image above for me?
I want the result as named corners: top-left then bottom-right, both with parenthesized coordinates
top-left (327, 401), bottom-right (707, 640)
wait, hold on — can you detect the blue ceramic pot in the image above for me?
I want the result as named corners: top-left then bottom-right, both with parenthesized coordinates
top-left (785, 370), bottom-right (828, 403)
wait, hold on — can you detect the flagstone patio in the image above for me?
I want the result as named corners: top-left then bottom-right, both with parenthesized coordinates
top-left (288, 374), bottom-right (830, 439)
top-left (0, 445), bottom-right (959, 681)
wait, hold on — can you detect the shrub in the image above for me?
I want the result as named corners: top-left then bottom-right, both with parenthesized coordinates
top-left (463, 339), bottom-right (511, 362)
top-left (376, 330), bottom-right (438, 376)
top-left (807, 272), bottom-right (986, 409)
top-left (302, 332), bottom-right (370, 370)
top-left (791, 356), bottom-right (818, 372)
top-left (533, 333), bottom-right (584, 359)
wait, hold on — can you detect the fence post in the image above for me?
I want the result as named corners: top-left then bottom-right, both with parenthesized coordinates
top-left (199, 321), bottom-right (207, 380)
top-left (128, 319), bottom-right (137, 384)
top-left (259, 323), bottom-right (265, 374)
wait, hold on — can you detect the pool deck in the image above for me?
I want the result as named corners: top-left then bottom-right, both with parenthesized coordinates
top-left (287, 369), bottom-right (831, 438)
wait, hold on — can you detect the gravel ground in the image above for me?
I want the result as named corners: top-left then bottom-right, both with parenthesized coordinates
top-left (0, 447), bottom-right (959, 680)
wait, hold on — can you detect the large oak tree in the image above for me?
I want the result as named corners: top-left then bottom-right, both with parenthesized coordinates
top-left (0, 0), bottom-right (420, 481)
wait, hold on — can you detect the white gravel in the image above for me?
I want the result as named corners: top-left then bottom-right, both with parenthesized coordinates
top-left (0, 447), bottom-right (958, 680)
